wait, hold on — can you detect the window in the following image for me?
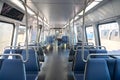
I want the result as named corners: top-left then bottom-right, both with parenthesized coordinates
top-left (0, 22), bottom-right (13, 54)
top-left (31, 27), bottom-right (37, 41)
top-left (99, 22), bottom-right (120, 51)
top-left (115, 31), bottom-right (118, 36)
top-left (17, 26), bottom-right (26, 45)
top-left (86, 26), bottom-right (95, 45)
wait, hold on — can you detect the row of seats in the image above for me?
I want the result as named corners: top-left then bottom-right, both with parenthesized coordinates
top-left (62, 36), bottom-right (69, 44)
top-left (46, 36), bottom-right (69, 45)
top-left (69, 47), bottom-right (107, 62)
top-left (69, 46), bottom-right (108, 80)
top-left (46, 36), bottom-right (55, 44)
top-left (22, 49), bottom-right (40, 80)
top-left (28, 43), bottom-right (44, 62)
top-left (1, 47), bottom-right (41, 80)
top-left (85, 58), bottom-right (120, 80)
top-left (73, 49), bottom-right (89, 80)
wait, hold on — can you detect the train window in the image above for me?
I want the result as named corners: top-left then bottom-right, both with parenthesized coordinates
top-left (115, 31), bottom-right (118, 36)
top-left (99, 22), bottom-right (120, 51)
top-left (0, 22), bottom-right (13, 54)
top-left (17, 26), bottom-right (26, 45)
top-left (31, 27), bottom-right (37, 41)
top-left (86, 26), bottom-right (95, 45)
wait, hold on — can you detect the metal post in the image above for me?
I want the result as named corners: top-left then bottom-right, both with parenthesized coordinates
top-left (20, 0), bottom-right (29, 62)
top-left (36, 12), bottom-right (39, 51)
top-left (81, 0), bottom-right (89, 62)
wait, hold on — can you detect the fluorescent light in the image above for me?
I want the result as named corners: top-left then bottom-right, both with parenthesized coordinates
top-left (10, 0), bottom-right (35, 15)
top-left (65, 0), bottom-right (103, 28)
top-left (78, 11), bottom-right (83, 16)
top-left (85, 1), bottom-right (100, 12)
top-left (95, 0), bottom-right (103, 1)
top-left (75, 16), bottom-right (79, 20)
top-left (78, 0), bottom-right (102, 16)
top-left (70, 19), bottom-right (74, 23)
top-left (44, 17), bottom-right (47, 21)
top-left (10, 0), bottom-right (24, 9)
top-left (64, 23), bottom-right (68, 28)
top-left (44, 21), bottom-right (49, 27)
top-left (27, 8), bottom-right (35, 15)
top-left (38, 17), bottom-right (42, 22)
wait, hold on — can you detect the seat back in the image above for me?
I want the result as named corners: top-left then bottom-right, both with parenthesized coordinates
top-left (89, 49), bottom-right (108, 58)
top-left (22, 49), bottom-right (40, 73)
top-left (0, 59), bottom-right (26, 80)
top-left (69, 48), bottom-right (75, 62)
top-left (114, 59), bottom-right (120, 80)
top-left (37, 47), bottom-right (44, 62)
top-left (73, 49), bottom-right (89, 74)
top-left (106, 59), bottom-right (116, 80)
top-left (89, 49), bottom-right (107, 53)
top-left (62, 36), bottom-right (69, 44)
top-left (85, 59), bottom-right (111, 80)
top-left (3, 49), bottom-right (23, 59)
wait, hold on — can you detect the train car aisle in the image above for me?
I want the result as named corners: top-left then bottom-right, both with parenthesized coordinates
top-left (37, 43), bottom-right (74, 80)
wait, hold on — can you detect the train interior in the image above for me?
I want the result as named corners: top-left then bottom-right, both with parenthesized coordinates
top-left (0, 0), bottom-right (120, 80)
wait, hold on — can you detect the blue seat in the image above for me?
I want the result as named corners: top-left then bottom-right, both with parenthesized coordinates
top-left (69, 48), bottom-right (75, 62)
top-left (46, 36), bottom-right (54, 44)
top-left (0, 59), bottom-right (26, 80)
top-left (106, 59), bottom-right (116, 80)
top-left (37, 47), bottom-right (44, 62)
top-left (74, 74), bottom-right (84, 80)
top-left (62, 36), bottom-right (69, 44)
top-left (73, 49), bottom-right (89, 80)
top-left (85, 59), bottom-right (111, 80)
top-left (4, 49), bottom-right (23, 54)
top-left (89, 49), bottom-right (107, 53)
top-left (114, 59), bottom-right (120, 80)
top-left (73, 49), bottom-right (89, 74)
top-left (89, 49), bottom-right (108, 58)
top-left (22, 49), bottom-right (40, 80)
top-left (3, 49), bottom-right (23, 59)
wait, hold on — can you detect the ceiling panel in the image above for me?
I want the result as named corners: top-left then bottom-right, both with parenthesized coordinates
top-left (28, 0), bottom-right (85, 28)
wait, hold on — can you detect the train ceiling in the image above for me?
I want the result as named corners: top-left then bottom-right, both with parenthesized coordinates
top-left (27, 0), bottom-right (86, 28)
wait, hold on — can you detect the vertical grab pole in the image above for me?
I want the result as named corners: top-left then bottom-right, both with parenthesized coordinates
top-left (21, 0), bottom-right (29, 62)
top-left (68, 21), bottom-right (71, 47)
top-left (43, 17), bottom-right (45, 43)
top-left (73, 0), bottom-right (75, 45)
top-left (36, 12), bottom-right (39, 51)
top-left (81, 0), bottom-right (89, 62)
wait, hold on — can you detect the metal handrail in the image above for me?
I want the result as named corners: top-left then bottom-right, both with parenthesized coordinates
top-left (73, 46), bottom-right (106, 62)
top-left (4, 45), bottom-right (43, 50)
top-left (4, 46), bottom-right (25, 49)
top-left (0, 54), bottom-right (24, 62)
top-left (87, 53), bottom-right (120, 61)
top-left (89, 46), bottom-right (106, 50)
top-left (4, 45), bottom-right (44, 63)
top-left (18, 42), bottom-right (38, 46)
top-left (77, 42), bottom-right (94, 46)
top-left (72, 45), bottom-right (88, 51)
top-left (72, 45), bottom-right (106, 52)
